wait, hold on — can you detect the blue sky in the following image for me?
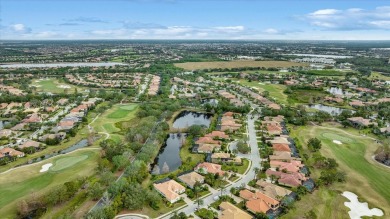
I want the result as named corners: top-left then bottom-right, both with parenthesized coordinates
top-left (1, 0), bottom-right (389, 40)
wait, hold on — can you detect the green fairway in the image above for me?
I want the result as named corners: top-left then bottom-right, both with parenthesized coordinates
top-left (0, 149), bottom-right (99, 218)
top-left (284, 124), bottom-right (390, 218)
top-left (91, 103), bottom-right (138, 142)
top-left (31, 78), bottom-right (84, 94)
top-left (50, 154), bottom-right (89, 171)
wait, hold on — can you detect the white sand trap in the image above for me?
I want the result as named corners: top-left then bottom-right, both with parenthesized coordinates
top-left (333, 140), bottom-right (342, 145)
top-left (40, 163), bottom-right (53, 172)
top-left (57, 85), bottom-right (71, 89)
top-left (342, 191), bottom-right (383, 219)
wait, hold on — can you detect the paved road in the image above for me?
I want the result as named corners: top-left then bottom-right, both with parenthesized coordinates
top-left (158, 114), bottom-right (262, 219)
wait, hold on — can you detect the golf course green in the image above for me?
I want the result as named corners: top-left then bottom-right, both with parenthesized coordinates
top-left (0, 149), bottom-right (99, 218)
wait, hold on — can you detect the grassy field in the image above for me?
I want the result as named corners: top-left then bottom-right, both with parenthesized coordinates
top-left (233, 79), bottom-right (288, 105)
top-left (282, 123), bottom-right (390, 218)
top-left (0, 149), bottom-right (99, 219)
top-left (369, 72), bottom-right (390, 81)
top-left (0, 126), bottom-right (90, 173)
top-left (90, 103), bottom-right (139, 143)
top-left (174, 60), bottom-right (308, 70)
top-left (207, 70), bottom-right (294, 75)
top-left (31, 78), bottom-right (85, 94)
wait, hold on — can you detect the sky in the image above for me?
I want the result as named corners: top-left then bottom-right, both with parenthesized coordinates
top-left (0, 0), bottom-right (390, 40)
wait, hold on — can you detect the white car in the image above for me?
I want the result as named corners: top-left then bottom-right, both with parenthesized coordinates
top-left (213, 195), bottom-right (220, 201)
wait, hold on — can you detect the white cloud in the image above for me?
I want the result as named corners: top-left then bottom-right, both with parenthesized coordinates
top-left (10, 23), bottom-right (31, 33)
top-left (304, 6), bottom-right (390, 30)
top-left (263, 28), bottom-right (279, 34)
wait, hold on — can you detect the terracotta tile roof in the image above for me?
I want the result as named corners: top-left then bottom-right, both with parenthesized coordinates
top-left (178, 172), bottom-right (204, 188)
top-left (219, 202), bottom-right (252, 219)
top-left (153, 180), bottom-right (185, 202)
top-left (272, 143), bottom-right (291, 152)
top-left (205, 131), bottom-right (229, 139)
top-left (195, 162), bottom-right (225, 176)
top-left (246, 199), bottom-right (271, 214)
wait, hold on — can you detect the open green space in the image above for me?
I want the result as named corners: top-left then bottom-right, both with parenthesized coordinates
top-left (0, 149), bottom-right (99, 219)
top-left (31, 78), bottom-right (85, 94)
top-left (287, 88), bottom-right (327, 105)
top-left (369, 72), bottom-right (390, 81)
top-left (90, 103), bottom-right (139, 142)
top-left (50, 154), bottom-right (89, 171)
top-left (297, 70), bottom-right (348, 76)
top-left (0, 126), bottom-right (90, 173)
top-left (227, 79), bottom-right (288, 105)
top-left (283, 123), bottom-right (390, 218)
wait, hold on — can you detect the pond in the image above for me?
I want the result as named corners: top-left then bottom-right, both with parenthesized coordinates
top-left (307, 104), bottom-right (354, 116)
top-left (151, 133), bottom-right (185, 175)
top-left (172, 111), bottom-right (212, 129)
top-left (28, 139), bottom-right (89, 163)
top-left (327, 87), bottom-right (351, 96)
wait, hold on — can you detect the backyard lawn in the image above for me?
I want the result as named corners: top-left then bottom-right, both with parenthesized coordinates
top-left (0, 149), bottom-right (99, 219)
top-left (283, 123), bottom-right (390, 218)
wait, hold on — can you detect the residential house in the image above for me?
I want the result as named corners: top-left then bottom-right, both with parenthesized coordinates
top-left (256, 180), bottom-right (293, 201)
top-left (219, 201), bottom-right (252, 219)
top-left (0, 147), bottom-right (25, 158)
top-left (195, 162), bottom-right (226, 176)
top-left (272, 143), bottom-right (291, 153)
top-left (205, 131), bottom-right (230, 140)
top-left (265, 169), bottom-right (307, 187)
top-left (239, 189), bottom-right (279, 214)
top-left (153, 180), bottom-right (185, 203)
top-left (347, 117), bottom-right (374, 127)
top-left (178, 171), bottom-right (205, 189)
top-left (211, 153), bottom-right (242, 164)
top-left (18, 140), bottom-right (41, 149)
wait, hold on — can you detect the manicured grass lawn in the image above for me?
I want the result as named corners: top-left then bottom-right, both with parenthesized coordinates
top-left (285, 123), bottom-right (390, 218)
top-left (230, 79), bottom-right (288, 105)
top-left (31, 78), bottom-right (84, 94)
top-left (283, 187), bottom-right (349, 219)
top-left (0, 126), bottom-right (90, 173)
top-left (50, 154), bottom-right (89, 171)
top-left (237, 158), bottom-right (250, 174)
top-left (131, 199), bottom-right (186, 218)
top-left (0, 149), bottom-right (99, 219)
top-left (91, 103), bottom-right (138, 142)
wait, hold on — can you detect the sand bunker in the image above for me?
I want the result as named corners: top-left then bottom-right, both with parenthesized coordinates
top-left (57, 85), bottom-right (71, 89)
top-left (40, 163), bottom-right (53, 172)
top-left (342, 191), bottom-right (383, 219)
top-left (333, 140), bottom-right (342, 145)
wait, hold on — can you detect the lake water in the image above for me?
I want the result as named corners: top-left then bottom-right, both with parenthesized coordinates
top-left (308, 104), bottom-right (354, 116)
top-left (31, 139), bottom-right (89, 163)
top-left (152, 133), bottom-right (185, 175)
top-left (327, 87), bottom-right (351, 96)
top-left (0, 62), bottom-right (127, 68)
top-left (172, 111), bottom-right (212, 129)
